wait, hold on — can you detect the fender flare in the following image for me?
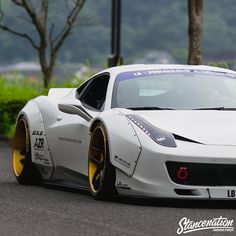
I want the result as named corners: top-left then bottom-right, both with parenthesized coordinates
top-left (17, 100), bottom-right (54, 180)
top-left (90, 109), bottom-right (142, 177)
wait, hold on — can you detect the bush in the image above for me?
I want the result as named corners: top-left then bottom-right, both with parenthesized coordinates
top-left (0, 75), bottom-right (83, 139)
top-left (0, 101), bottom-right (26, 134)
top-left (0, 76), bottom-right (42, 138)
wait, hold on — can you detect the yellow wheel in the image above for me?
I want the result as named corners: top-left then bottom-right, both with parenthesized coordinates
top-left (88, 123), bottom-right (116, 200)
top-left (12, 116), bottom-right (41, 185)
top-left (12, 118), bottom-right (29, 177)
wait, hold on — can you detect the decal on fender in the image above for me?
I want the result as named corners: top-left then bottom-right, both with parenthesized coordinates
top-left (117, 181), bottom-right (131, 190)
top-left (34, 138), bottom-right (44, 150)
top-left (34, 152), bottom-right (50, 165)
top-left (32, 130), bottom-right (43, 136)
top-left (114, 155), bottom-right (131, 169)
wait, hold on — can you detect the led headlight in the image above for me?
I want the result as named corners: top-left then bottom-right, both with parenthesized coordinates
top-left (127, 114), bottom-right (177, 147)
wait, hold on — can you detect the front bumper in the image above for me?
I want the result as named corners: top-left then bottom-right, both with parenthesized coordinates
top-left (115, 139), bottom-right (236, 200)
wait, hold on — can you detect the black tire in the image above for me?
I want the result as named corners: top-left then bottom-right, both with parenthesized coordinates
top-left (88, 122), bottom-right (116, 200)
top-left (12, 116), bottom-right (42, 185)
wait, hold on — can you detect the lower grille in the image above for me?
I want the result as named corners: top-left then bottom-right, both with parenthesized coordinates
top-left (166, 161), bottom-right (236, 186)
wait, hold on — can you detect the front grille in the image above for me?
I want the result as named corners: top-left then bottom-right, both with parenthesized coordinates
top-left (166, 161), bottom-right (236, 186)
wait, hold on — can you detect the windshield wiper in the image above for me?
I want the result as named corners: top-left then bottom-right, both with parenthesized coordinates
top-left (193, 107), bottom-right (236, 111)
top-left (127, 106), bottom-right (174, 110)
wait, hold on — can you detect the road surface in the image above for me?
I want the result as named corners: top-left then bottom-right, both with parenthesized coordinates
top-left (0, 141), bottom-right (236, 236)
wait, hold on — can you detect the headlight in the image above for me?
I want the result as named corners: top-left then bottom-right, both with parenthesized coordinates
top-left (127, 114), bottom-right (177, 147)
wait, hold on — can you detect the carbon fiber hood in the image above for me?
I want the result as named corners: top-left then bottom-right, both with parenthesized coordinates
top-left (135, 110), bottom-right (236, 145)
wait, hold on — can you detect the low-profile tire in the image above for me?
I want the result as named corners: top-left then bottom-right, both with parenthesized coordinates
top-left (88, 122), bottom-right (116, 200)
top-left (12, 116), bottom-right (42, 185)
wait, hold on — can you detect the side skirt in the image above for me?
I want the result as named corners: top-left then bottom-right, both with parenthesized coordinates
top-left (46, 166), bottom-right (90, 190)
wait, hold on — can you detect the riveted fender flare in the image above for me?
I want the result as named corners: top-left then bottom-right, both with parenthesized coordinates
top-left (17, 100), bottom-right (53, 179)
top-left (90, 109), bottom-right (142, 177)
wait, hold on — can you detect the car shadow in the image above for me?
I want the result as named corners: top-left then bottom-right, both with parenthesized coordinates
top-left (44, 183), bottom-right (91, 196)
top-left (44, 184), bottom-right (236, 209)
top-left (113, 196), bottom-right (236, 209)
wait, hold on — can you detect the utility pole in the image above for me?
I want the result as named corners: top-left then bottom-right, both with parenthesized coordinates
top-left (108, 0), bottom-right (123, 67)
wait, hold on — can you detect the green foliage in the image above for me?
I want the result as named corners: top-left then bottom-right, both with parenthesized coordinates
top-left (207, 61), bottom-right (236, 70)
top-left (0, 76), bottom-right (43, 100)
top-left (0, 75), bottom-right (83, 139)
top-left (1, 1), bottom-right (236, 65)
top-left (0, 76), bottom-right (41, 138)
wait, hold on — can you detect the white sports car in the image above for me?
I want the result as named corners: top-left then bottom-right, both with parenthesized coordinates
top-left (12, 64), bottom-right (236, 200)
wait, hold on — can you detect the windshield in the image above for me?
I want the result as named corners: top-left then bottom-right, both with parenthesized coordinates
top-left (112, 69), bottom-right (236, 110)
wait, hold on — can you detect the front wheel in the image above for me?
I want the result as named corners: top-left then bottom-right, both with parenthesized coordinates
top-left (88, 123), bottom-right (116, 200)
top-left (12, 116), bottom-right (42, 185)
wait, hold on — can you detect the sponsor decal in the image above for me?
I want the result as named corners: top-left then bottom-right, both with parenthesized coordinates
top-left (177, 216), bottom-right (234, 234)
top-left (34, 138), bottom-right (44, 149)
top-left (58, 137), bottom-right (83, 144)
top-left (117, 181), bottom-right (131, 190)
top-left (34, 152), bottom-right (50, 165)
top-left (132, 69), bottom-right (236, 79)
top-left (116, 69), bottom-right (236, 82)
top-left (32, 130), bottom-right (43, 136)
top-left (114, 155), bottom-right (131, 168)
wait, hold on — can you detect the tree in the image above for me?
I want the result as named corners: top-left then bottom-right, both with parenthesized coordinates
top-left (187, 0), bottom-right (203, 65)
top-left (0, 0), bottom-right (86, 88)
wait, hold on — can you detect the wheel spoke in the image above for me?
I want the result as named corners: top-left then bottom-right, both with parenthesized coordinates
top-left (91, 146), bottom-right (100, 152)
top-left (89, 125), bottom-right (107, 194)
top-left (90, 155), bottom-right (104, 169)
top-left (20, 149), bottom-right (26, 156)
top-left (12, 118), bottom-right (29, 177)
top-left (99, 170), bottom-right (103, 186)
top-left (92, 169), bottom-right (101, 191)
top-left (19, 149), bottom-right (26, 165)
top-left (96, 130), bottom-right (105, 148)
top-left (19, 157), bottom-right (25, 165)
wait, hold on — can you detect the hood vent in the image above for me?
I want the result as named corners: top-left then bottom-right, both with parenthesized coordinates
top-left (173, 134), bottom-right (202, 144)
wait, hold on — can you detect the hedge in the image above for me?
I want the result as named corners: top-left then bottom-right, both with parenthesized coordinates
top-left (0, 75), bottom-right (43, 138)
top-left (0, 74), bottom-right (83, 138)
top-left (0, 99), bottom-right (28, 136)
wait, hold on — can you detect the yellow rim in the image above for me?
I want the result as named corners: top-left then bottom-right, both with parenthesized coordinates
top-left (88, 125), bottom-right (107, 194)
top-left (12, 119), bottom-right (29, 177)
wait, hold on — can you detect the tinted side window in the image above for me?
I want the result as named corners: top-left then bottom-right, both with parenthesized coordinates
top-left (76, 80), bottom-right (90, 97)
top-left (80, 74), bottom-right (109, 110)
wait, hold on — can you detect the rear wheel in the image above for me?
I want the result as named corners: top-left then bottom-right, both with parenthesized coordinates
top-left (12, 116), bottom-right (41, 185)
top-left (88, 123), bottom-right (116, 200)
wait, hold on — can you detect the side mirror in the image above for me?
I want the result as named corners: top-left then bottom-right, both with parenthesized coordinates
top-left (58, 100), bottom-right (92, 122)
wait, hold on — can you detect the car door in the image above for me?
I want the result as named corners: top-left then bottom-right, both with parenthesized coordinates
top-left (50, 73), bottom-right (110, 183)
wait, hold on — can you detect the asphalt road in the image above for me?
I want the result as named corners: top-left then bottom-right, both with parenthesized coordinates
top-left (1, 141), bottom-right (236, 236)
